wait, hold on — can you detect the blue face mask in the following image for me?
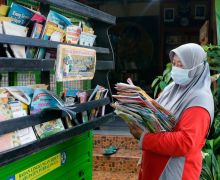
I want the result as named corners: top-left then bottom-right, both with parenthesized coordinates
top-left (171, 67), bottom-right (192, 85)
top-left (171, 63), bottom-right (204, 85)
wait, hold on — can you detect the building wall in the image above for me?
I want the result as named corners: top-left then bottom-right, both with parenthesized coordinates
top-left (99, 1), bottom-right (160, 17)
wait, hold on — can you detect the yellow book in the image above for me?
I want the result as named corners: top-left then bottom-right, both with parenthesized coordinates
top-left (0, 5), bottom-right (9, 17)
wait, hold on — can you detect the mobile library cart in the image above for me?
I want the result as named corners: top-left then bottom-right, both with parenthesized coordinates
top-left (0, 0), bottom-right (116, 179)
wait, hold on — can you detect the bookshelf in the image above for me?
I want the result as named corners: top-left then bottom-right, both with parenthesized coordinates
top-left (0, 0), bottom-right (116, 179)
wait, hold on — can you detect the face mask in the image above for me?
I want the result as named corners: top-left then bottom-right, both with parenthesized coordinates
top-left (171, 62), bottom-right (204, 85)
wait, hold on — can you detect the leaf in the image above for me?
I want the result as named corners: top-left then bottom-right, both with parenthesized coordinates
top-left (166, 63), bottom-right (172, 69)
top-left (157, 76), bottom-right (163, 80)
top-left (211, 152), bottom-right (219, 180)
top-left (213, 113), bottom-right (220, 138)
top-left (163, 68), bottom-right (171, 76)
top-left (210, 67), bottom-right (220, 71)
top-left (154, 85), bottom-right (159, 98)
top-left (159, 81), bottom-right (167, 90)
top-left (200, 162), bottom-right (213, 180)
top-left (151, 78), bottom-right (160, 88)
top-left (165, 73), bottom-right (171, 84)
top-left (213, 136), bottom-right (220, 153)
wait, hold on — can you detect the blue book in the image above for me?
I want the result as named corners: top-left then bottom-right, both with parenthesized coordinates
top-left (8, 2), bottom-right (34, 26)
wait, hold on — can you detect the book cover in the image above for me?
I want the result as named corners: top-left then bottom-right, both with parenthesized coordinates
top-left (89, 86), bottom-right (105, 121)
top-left (0, 127), bottom-right (37, 153)
top-left (56, 44), bottom-right (96, 81)
top-left (7, 2), bottom-right (34, 26)
top-left (5, 86), bottom-right (31, 105)
top-left (37, 10), bottom-right (72, 59)
top-left (64, 88), bottom-right (79, 106)
top-left (0, 103), bottom-right (13, 121)
top-left (66, 24), bottom-right (81, 44)
top-left (30, 89), bottom-right (65, 139)
top-left (0, 99), bottom-right (36, 153)
top-left (26, 23), bottom-right (43, 58)
top-left (78, 91), bottom-right (88, 123)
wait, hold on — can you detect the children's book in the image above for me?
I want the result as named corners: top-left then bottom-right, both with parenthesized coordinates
top-left (7, 2), bottom-right (34, 26)
top-left (30, 89), bottom-right (65, 139)
top-left (37, 10), bottom-right (72, 59)
top-left (25, 13), bottom-right (46, 58)
top-left (26, 23), bottom-right (43, 58)
top-left (5, 86), bottom-right (31, 105)
top-left (66, 24), bottom-right (82, 44)
top-left (0, 127), bottom-right (36, 153)
top-left (78, 91), bottom-right (88, 123)
top-left (0, 97), bottom-right (36, 153)
top-left (56, 44), bottom-right (96, 81)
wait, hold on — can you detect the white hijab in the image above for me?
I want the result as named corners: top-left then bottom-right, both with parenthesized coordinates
top-left (156, 43), bottom-right (214, 124)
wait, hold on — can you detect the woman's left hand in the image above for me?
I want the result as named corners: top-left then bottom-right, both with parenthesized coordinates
top-left (127, 122), bottom-right (144, 140)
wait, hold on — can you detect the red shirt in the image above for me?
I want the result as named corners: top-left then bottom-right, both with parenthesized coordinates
top-left (139, 107), bottom-right (210, 180)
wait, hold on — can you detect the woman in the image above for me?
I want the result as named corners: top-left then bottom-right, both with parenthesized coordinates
top-left (128, 43), bottom-right (214, 180)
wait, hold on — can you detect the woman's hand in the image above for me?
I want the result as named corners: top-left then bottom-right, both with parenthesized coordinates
top-left (127, 122), bottom-right (144, 140)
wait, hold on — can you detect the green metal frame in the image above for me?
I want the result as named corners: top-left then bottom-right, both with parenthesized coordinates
top-left (0, 132), bottom-right (93, 180)
top-left (2, 1), bottom-right (94, 179)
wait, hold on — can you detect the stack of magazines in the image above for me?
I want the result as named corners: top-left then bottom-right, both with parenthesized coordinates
top-left (111, 78), bottom-right (176, 133)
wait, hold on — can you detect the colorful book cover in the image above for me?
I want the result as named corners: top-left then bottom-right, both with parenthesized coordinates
top-left (64, 88), bottom-right (79, 106)
top-left (26, 23), bottom-right (43, 58)
top-left (5, 86), bottom-right (31, 105)
top-left (30, 89), bottom-right (65, 139)
top-left (37, 10), bottom-right (72, 59)
top-left (66, 25), bottom-right (81, 44)
top-left (0, 99), bottom-right (36, 153)
top-left (78, 91), bottom-right (88, 123)
top-left (56, 44), bottom-right (96, 81)
top-left (7, 2), bottom-right (34, 26)
top-left (0, 104), bottom-right (13, 121)
top-left (0, 127), bottom-right (37, 153)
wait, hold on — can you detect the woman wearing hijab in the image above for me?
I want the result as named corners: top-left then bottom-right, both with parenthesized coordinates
top-left (128, 43), bottom-right (214, 180)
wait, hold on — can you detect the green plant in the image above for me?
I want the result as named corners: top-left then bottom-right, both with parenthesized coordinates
top-left (203, 44), bottom-right (220, 71)
top-left (151, 63), bottom-right (172, 98)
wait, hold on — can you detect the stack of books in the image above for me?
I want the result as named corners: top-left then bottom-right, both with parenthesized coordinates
top-left (112, 78), bottom-right (176, 133)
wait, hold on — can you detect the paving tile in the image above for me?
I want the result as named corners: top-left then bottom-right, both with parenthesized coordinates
top-left (93, 171), bottom-right (138, 180)
top-left (93, 148), bottom-right (141, 173)
top-left (93, 134), bottom-right (140, 150)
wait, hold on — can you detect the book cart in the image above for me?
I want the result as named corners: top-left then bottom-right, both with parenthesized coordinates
top-left (0, 0), bottom-right (116, 179)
